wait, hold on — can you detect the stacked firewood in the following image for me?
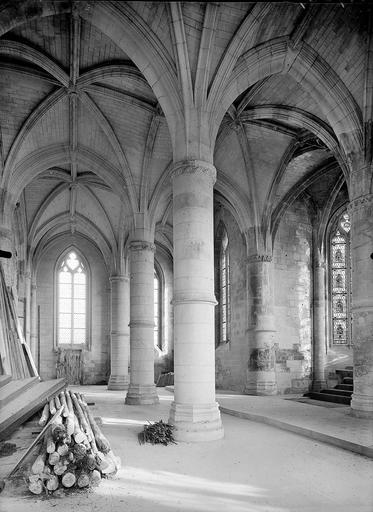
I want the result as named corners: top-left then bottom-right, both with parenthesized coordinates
top-left (27, 390), bottom-right (120, 495)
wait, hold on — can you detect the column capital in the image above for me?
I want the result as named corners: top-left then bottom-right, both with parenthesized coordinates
top-left (315, 261), bottom-right (326, 270)
top-left (247, 253), bottom-right (273, 263)
top-left (171, 160), bottom-right (217, 185)
top-left (109, 274), bottom-right (129, 283)
top-left (129, 240), bottom-right (156, 253)
top-left (348, 193), bottom-right (373, 213)
top-left (0, 225), bottom-right (13, 241)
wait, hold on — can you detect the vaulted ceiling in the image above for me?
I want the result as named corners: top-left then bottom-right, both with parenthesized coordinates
top-left (0, 1), bottom-right (368, 271)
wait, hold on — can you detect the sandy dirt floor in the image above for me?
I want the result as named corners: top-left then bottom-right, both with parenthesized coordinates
top-left (1, 387), bottom-right (372, 512)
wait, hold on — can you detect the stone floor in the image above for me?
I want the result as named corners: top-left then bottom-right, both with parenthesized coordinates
top-left (214, 390), bottom-right (373, 458)
top-left (1, 386), bottom-right (372, 512)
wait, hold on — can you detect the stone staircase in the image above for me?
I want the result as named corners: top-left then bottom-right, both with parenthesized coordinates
top-left (304, 366), bottom-right (353, 405)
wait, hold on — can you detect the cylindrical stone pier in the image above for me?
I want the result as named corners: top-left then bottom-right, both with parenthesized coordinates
top-left (125, 241), bottom-right (158, 404)
top-left (245, 255), bottom-right (277, 395)
top-left (108, 275), bottom-right (130, 390)
top-left (312, 251), bottom-right (327, 391)
top-left (350, 194), bottom-right (373, 417)
top-left (0, 223), bottom-right (15, 288)
top-left (168, 160), bottom-right (224, 442)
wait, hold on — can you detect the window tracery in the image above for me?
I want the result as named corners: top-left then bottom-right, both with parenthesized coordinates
top-left (330, 212), bottom-right (351, 345)
top-left (56, 250), bottom-right (87, 346)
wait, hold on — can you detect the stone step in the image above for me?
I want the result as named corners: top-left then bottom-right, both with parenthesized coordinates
top-left (305, 392), bottom-right (351, 405)
top-left (0, 377), bottom-right (39, 408)
top-left (0, 375), bottom-right (12, 389)
top-left (342, 377), bottom-right (353, 385)
top-left (320, 388), bottom-right (352, 397)
top-left (335, 384), bottom-right (353, 391)
top-left (336, 369), bottom-right (353, 379)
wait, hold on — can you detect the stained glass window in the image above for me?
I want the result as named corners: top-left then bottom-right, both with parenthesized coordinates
top-left (154, 268), bottom-right (162, 349)
top-left (219, 229), bottom-right (230, 344)
top-left (57, 251), bottom-right (87, 345)
top-left (330, 212), bottom-right (351, 345)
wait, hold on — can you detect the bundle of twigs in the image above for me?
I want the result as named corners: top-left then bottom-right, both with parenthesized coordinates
top-left (138, 419), bottom-right (176, 446)
top-left (25, 390), bottom-right (120, 495)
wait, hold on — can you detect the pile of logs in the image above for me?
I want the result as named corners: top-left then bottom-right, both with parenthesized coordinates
top-left (27, 390), bottom-right (120, 495)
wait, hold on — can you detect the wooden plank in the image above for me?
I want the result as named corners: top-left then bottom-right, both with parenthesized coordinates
top-left (0, 378), bottom-right (66, 441)
top-left (8, 405), bottom-right (65, 478)
top-left (0, 375), bottom-right (12, 389)
top-left (0, 377), bottom-right (39, 407)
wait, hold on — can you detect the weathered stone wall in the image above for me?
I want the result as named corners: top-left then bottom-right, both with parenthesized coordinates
top-left (214, 206), bottom-right (248, 391)
top-left (273, 200), bottom-right (313, 394)
top-left (36, 236), bottom-right (110, 384)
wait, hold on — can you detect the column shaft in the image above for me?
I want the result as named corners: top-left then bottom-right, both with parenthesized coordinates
top-left (312, 254), bottom-right (327, 391)
top-left (245, 256), bottom-right (277, 395)
top-left (350, 194), bottom-right (373, 417)
top-left (169, 160), bottom-right (223, 442)
top-left (125, 242), bottom-right (158, 404)
top-left (0, 224), bottom-right (15, 288)
top-left (108, 275), bottom-right (130, 390)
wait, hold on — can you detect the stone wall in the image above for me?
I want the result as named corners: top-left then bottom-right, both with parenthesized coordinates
top-left (214, 206), bottom-right (248, 391)
top-left (36, 236), bottom-right (110, 384)
top-left (273, 200), bottom-right (313, 393)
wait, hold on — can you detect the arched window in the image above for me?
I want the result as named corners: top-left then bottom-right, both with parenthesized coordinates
top-left (219, 227), bottom-right (230, 344)
top-left (154, 266), bottom-right (162, 350)
top-left (56, 250), bottom-right (88, 347)
top-left (329, 211), bottom-right (351, 345)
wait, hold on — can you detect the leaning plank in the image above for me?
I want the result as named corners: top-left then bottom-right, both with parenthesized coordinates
top-left (0, 378), bottom-right (66, 441)
top-left (8, 406), bottom-right (65, 478)
top-left (0, 377), bottom-right (39, 408)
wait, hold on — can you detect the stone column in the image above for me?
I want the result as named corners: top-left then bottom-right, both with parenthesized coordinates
top-left (125, 241), bottom-right (158, 404)
top-left (169, 160), bottom-right (224, 442)
top-left (30, 278), bottom-right (38, 363)
top-left (108, 275), bottom-right (130, 390)
top-left (350, 193), bottom-right (373, 417)
top-left (245, 254), bottom-right (277, 395)
top-left (312, 250), bottom-right (327, 391)
top-left (0, 223), bottom-right (15, 288)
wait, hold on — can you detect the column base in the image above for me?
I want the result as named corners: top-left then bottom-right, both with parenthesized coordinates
top-left (312, 379), bottom-right (327, 392)
top-left (168, 401), bottom-right (224, 442)
top-left (125, 384), bottom-right (159, 405)
top-left (244, 371), bottom-right (277, 395)
top-left (350, 393), bottom-right (373, 418)
top-left (107, 374), bottom-right (129, 391)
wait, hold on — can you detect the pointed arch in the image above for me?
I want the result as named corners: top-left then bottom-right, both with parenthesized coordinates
top-left (0, 40), bottom-right (69, 86)
top-left (212, 37), bottom-right (363, 158)
top-left (54, 246), bottom-right (91, 349)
